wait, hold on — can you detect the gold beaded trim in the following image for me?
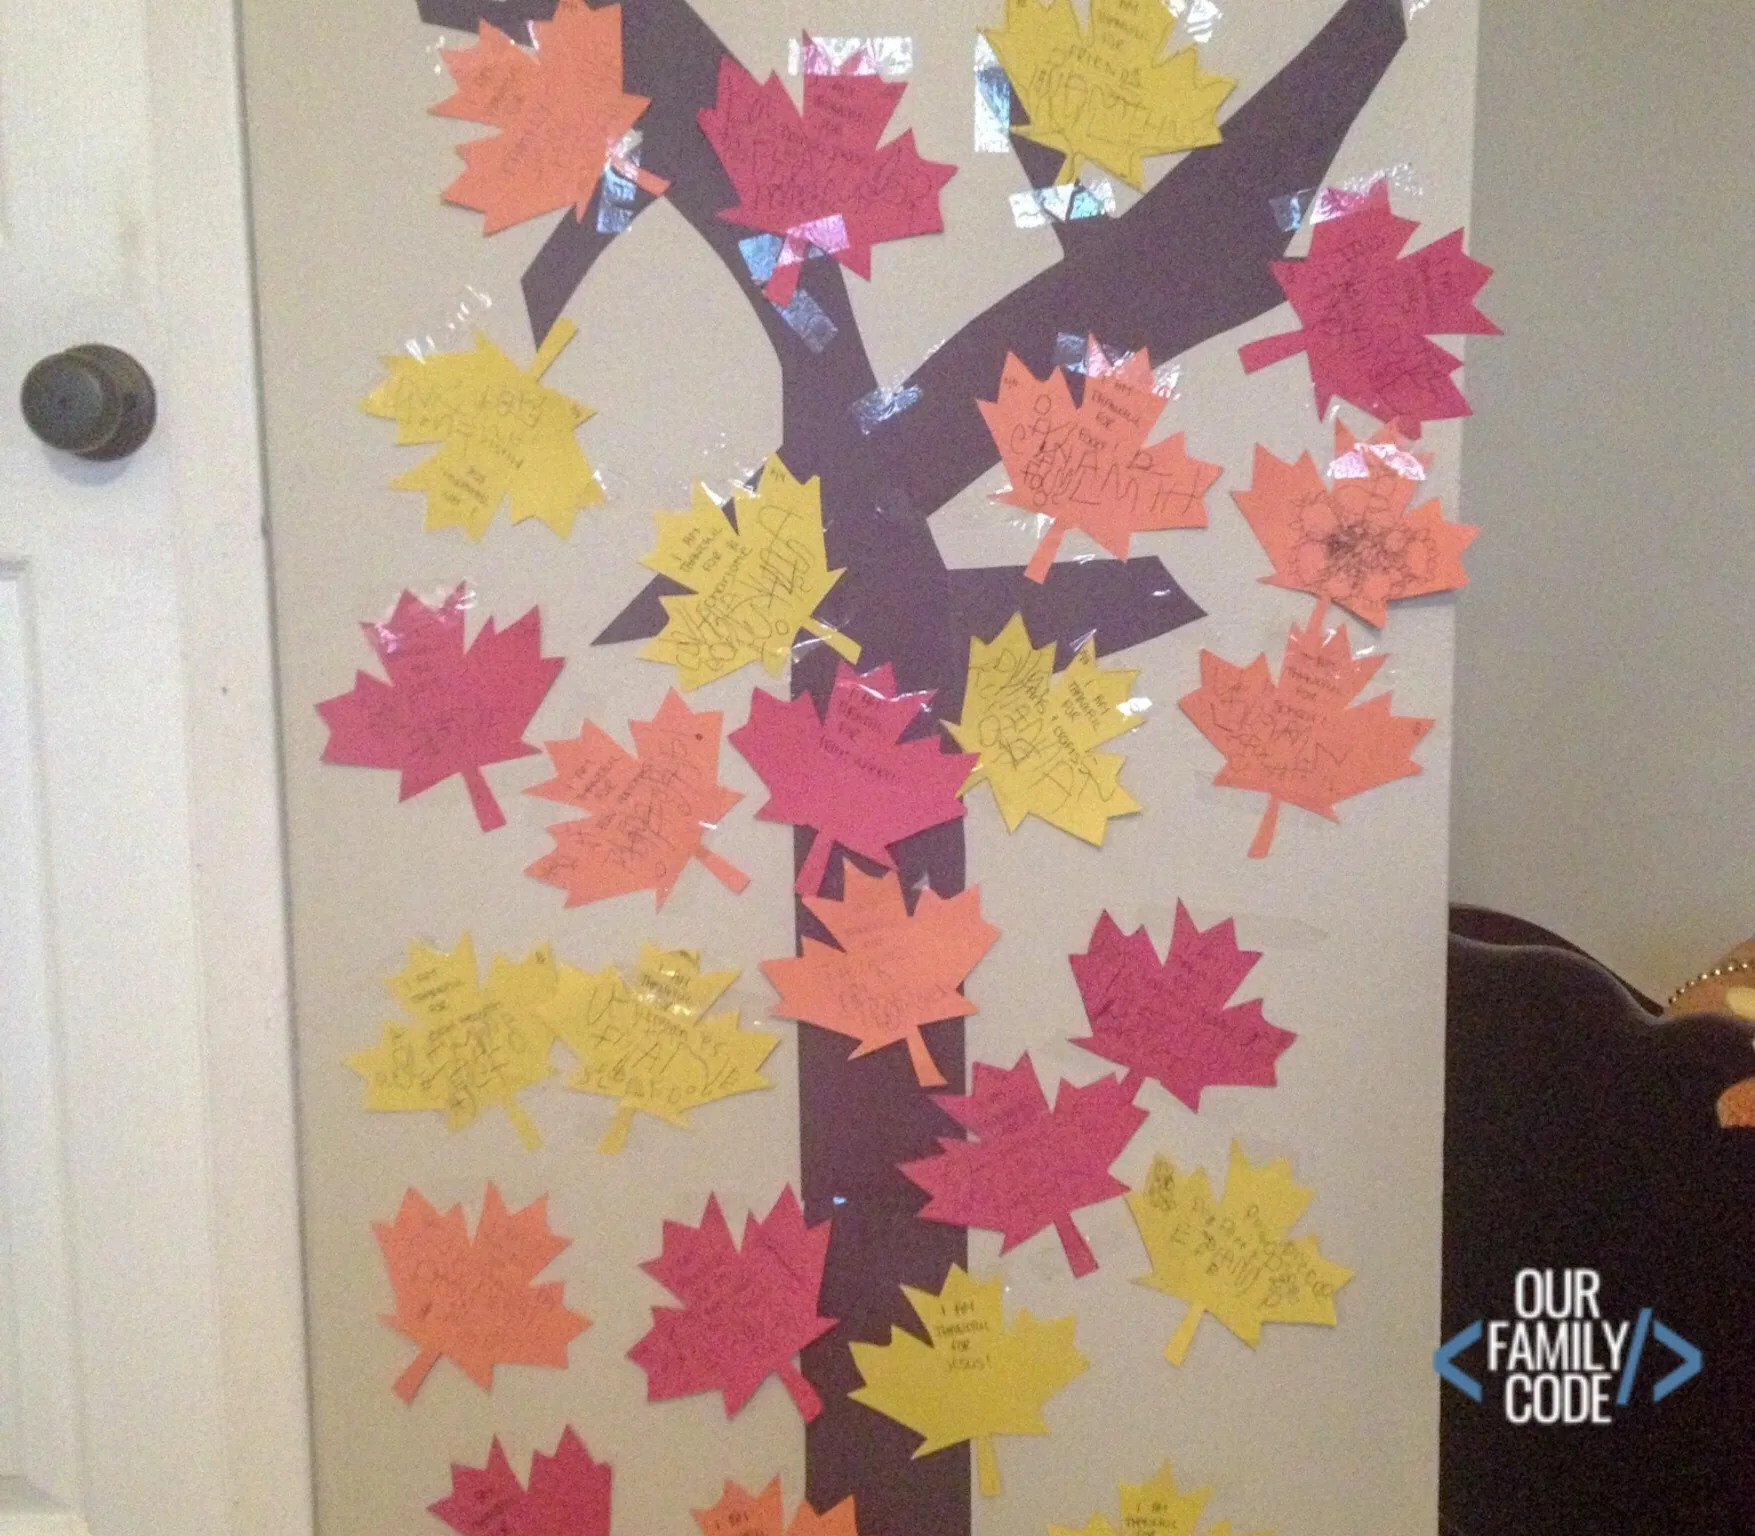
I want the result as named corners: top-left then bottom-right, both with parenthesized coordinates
top-left (1667, 957), bottom-right (1755, 1009)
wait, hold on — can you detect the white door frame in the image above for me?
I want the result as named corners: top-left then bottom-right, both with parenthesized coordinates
top-left (140, 0), bottom-right (312, 1530)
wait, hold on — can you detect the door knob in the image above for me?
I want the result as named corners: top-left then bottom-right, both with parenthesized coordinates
top-left (20, 345), bottom-right (156, 461)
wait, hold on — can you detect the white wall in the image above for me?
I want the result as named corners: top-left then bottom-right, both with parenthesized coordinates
top-left (1451, 0), bottom-right (1755, 999)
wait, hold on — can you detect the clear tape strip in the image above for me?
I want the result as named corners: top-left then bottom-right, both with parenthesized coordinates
top-left (1010, 180), bottom-right (1116, 228)
top-left (402, 286), bottom-right (494, 361)
top-left (1272, 163), bottom-right (1425, 232)
top-left (973, 36), bottom-right (1012, 153)
top-left (1167, 0), bottom-right (1224, 43)
top-left (790, 35), bottom-right (914, 77)
top-left (1051, 332), bottom-right (1182, 399)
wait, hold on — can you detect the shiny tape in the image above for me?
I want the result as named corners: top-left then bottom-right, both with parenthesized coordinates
top-left (850, 383), bottom-right (923, 436)
top-left (1330, 439), bottom-right (1426, 482)
top-left (1051, 332), bottom-right (1181, 399)
top-left (973, 36), bottom-right (1013, 153)
top-left (1167, 0), bottom-right (1223, 43)
top-left (1271, 163), bottom-right (1423, 232)
top-left (737, 234), bottom-right (839, 352)
top-left (789, 35), bottom-right (913, 77)
top-left (597, 131), bottom-right (648, 235)
top-left (1010, 180), bottom-right (1116, 228)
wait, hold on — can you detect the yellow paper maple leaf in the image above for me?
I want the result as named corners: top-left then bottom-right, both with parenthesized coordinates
top-left (361, 318), bottom-right (603, 540)
top-left (984, 0), bottom-right (1236, 188)
top-left (1129, 1143), bottom-right (1352, 1365)
top-left (541, 943), bottom-right (778, 1152)
top-left (849, 1265), bottom-right (1086, 1496)
top-left (346, 935), bottom-right (558, 1150)
top-left (640, 453), bottom-right (861, 689)
top-left (947, 613), bottom-right (1146, 844)
top-left (1050, 1461), bottom-right (1212, 1536)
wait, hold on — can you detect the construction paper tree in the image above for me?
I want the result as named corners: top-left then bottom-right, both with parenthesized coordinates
top-left (412, 0), bottom-right (1412, 1524)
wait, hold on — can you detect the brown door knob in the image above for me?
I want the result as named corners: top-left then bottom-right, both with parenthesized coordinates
top-left (20, 345), bottom-right (156, 461)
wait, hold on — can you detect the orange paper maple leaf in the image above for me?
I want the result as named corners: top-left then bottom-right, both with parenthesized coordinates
top-left (1179, 609), bottom-right (1432, 858)
top-left (695, 1478), bottom-right (858, 1536)
top-left (526, 690), bottom-right (749, 909)
top-left (374, 1183), bottom-right (588, 1404)
top-left (761, 867), bottom-right (999, 1088)
top-left (434, 0), bottom-right (667, 235)
top-left (978, 344), bottom-right (1222, 582)
top-left (1234, 423), bottom-right (1477, 627)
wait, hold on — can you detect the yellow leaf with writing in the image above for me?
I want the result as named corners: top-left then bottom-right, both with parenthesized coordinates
top-left (1049, 1461), bottom-right (1213, 1536)
top-left (541, 943), bottom-right (778, 1152)
top-left (362, 319), bottom-right (603, 540)
top-left (346, 935), bottom-right (557, 1150)
top-left (641, 453), bottom-right (861, 689)
top-left (947, 613), bottom-right (1145, 844)
top-left (1129, 1143), bottom-right (1352, 1365)
top-left (983, 0), bottom-right (1235, 188)
top-left (849, 1265), bottom-right (1086, 1497)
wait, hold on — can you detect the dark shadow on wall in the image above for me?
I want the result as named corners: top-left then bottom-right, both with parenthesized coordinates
top-left (1443, 907), bottom-right (1755, 1534)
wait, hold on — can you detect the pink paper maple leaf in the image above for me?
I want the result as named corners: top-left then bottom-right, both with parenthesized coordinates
top-left (1238, 182), bottom-right (1498, 435)
top-left (628, 1187), bottom-right (835, 1422)
top-left (317, 586), bottom-right (562, 832)
top-left (430, 1428), bottom-right (612, 1536)
top-left (729, 662), bottom-right (976, 897)
top-left (698, 42), bottom-right (956, 305)
top-left (1069, 905), bottom-right (1296, 1112)
top-left (900, 1053), bottom-right (1146, 1278)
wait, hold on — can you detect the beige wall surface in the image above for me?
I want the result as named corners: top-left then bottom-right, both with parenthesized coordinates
top-left (1453, 1), bottom-right (1755, 999)
top-left (241, 3), bottom-right (1480, 1533)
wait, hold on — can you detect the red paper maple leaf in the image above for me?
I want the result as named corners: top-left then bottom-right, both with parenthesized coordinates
top-left (434, 0), bottom-right (667, 235)
top-left (430, 1428), bottom-right (612, 1536)
top-left (1234, 422), bottom-right (1477, 626)
top-left (698, 43), bottom-right (956, 305)
top-left (374, 1184), bottom-right (588, 1403)
top-left (1178, 607), bottom-right (1432, 858)
top-left (1238, 182), bottom-right (1498, 435)
top-left (978, 345), bottom-right (1223, 582)
top-left (317, 586), bottom-right (563, 833)
top-left (628, 1187), bottom-right (835, 1421)
top-left (525, 689), bottom-right (749, 909)
top-left (1069, 906), bottom-right (1295, 1111)
top-left (730, 663), bottom-right (976, 897)
top-left (900, 1054), bottom-right (1146, 1278)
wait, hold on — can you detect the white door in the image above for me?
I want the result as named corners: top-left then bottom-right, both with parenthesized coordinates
top-left (0, 1), bottom-right (308, 1534)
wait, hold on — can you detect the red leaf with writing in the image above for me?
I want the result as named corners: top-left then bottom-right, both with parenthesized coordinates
top-left (729, 662), bottom-right (976, 897)
top-left (1069, 905), bottom-right (1295, 1111)
top-left (1238, 182), bottom-right (1498, 435)
top-left (900, 1053), bottom-right (1146, 1278)
top-left (628, 1187), bottom-right (835, 1421)
top-left (374, 1184), bottom-right (588, 1403)
top-left (433, 0), bottom-right (665, 235)
top-left (1235, 421), bottom-right (1477, 627)
top-left (317, 586), bottom-right (562, 833)
top-left (1178, 607), bottom-right (1432, 858)
top-left (525, 689), bottom-right (749, 909)
top-left (698, 43), bottom-right (956, 305)
top-left (978, 344), bottom-right (1222, 581)
top-left (430, 1428), bottom-right (612, 1536)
